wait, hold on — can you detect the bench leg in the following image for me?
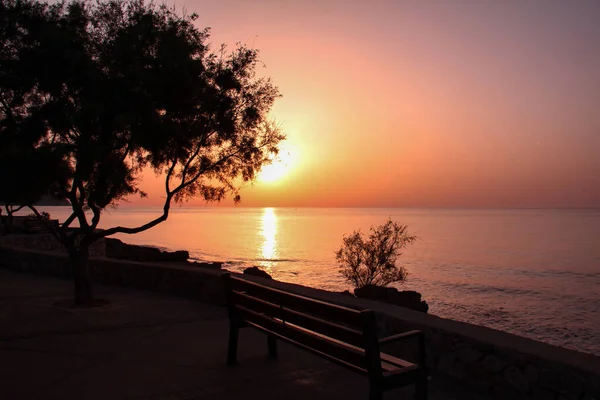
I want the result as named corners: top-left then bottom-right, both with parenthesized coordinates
top-left (415, 372), bottom-right (428, 400)
top-left (227, 323), bottom-right (239, 366)
top-left (369, 384), bottom-right (382, 400)
top-left (267, 334), bottom-right (278, 359)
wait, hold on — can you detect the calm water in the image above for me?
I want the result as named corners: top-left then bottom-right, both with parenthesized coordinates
top-left (41, 207), bottom-right (600, 355)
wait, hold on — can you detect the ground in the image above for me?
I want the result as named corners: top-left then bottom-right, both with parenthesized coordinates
top-left (0, 269), bottom-right (488, 400)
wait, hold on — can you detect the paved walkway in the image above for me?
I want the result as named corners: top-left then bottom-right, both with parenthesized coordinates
top-left (0, 269), bottom-right (486, 400)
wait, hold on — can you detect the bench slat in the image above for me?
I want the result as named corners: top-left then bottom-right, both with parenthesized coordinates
top-left (380, 353), bottom-right (415, 369)
top-left (233, 290), bottom-right (364, 347)
top-left (230, 276), bottom-right (363, 328)
top-left (292, 323), bottom-right (417, 375)
top-left (288, 321), bottom-right (417, 375)
top-left (244, 319), bottom-right (368, 375)
top-left (237, 304), bottom-right (367, 370)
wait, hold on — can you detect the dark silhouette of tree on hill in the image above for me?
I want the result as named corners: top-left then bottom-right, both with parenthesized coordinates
top-left (0, 0), bottom-right (284, 306)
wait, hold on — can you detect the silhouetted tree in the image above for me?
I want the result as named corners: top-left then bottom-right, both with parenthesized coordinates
top-left (336, 218), bottom-right (417, 289)
top-left (0, 0), bottom-right (284, 305)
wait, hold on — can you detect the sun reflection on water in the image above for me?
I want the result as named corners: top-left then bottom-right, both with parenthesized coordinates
top-left (259, 208), bottom-right (278, 268)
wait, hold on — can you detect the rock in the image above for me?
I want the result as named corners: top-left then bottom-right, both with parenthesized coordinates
top-left (532, 386), bottom-right (557, 400)
top-left (243, 266), bottom-right (272, 279)
top-left (504, 366), bottom-right (530, 394)
top-left (559, 373), bottom-right (585, 399)
top-left (491, 386), bottom-right (528, 400)
top-left (456, 347), bottom-right (482, 364)
top-left (105, 238), bottom-right (189, 263)
top-left (482, 354), bottom-right (509, 373)
top-left (188, 261), bottom-right (223, 269)
top-left (438, 351), bottom-right (467, 381)
top-left (437, 352), bottom-right (456, 374)
top-left (467, 379), bottom-right (491, 395)
top-left (523, 364), bottom-right (539, 383)
top-left (354, 284), bottom-right (429, 313)
top-left (539, 369), bottom-right (563, 392)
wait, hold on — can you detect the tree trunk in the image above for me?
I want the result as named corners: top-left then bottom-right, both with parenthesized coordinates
top-left (3, 206), bottom-right (13, 234)
top-left (69, 246), bottom-right (94, 306)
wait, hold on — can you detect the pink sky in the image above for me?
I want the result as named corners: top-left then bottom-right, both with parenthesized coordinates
top-left (137, 0), bottom-right (600, 208)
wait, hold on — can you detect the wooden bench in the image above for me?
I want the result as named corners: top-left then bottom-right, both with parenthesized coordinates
top-left (222, 273), bottom-right (428, 400)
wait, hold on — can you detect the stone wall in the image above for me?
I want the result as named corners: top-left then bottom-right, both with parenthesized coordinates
top-left (1, 246), bottom-right (598, 400)
top-left (0, 234), bottom-right (209, 264)
top-left (0, 246), bottom-right (224, 305)
top-left (375, 312), bottom-right (600, 400)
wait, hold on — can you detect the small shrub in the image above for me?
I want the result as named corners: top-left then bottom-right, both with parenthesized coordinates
top-left (336, 218), bottom-right (417, 289)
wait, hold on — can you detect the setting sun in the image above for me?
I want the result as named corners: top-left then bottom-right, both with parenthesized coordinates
top-left (257, 144), bottom-right (297, 183)
top-left (258, 160), bottom-right (288, 183)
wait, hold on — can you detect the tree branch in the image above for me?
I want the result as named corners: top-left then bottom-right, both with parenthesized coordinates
top-left (28, 205), bottom-right (62, 243)
top-left (89, 204), bottom-right (101, 231)
top-left (70, 176), bottom-right (89, 231)
top-left (165, 158), bottom-right (177, 195)
top-left (180, 143), bottom-right (202, 184)
top-left (90, 192), bottom-right (174, 239)
top-left (60, 212), bottom-right (77, 230)
top-left (9, 205), bottom-right (26, 214)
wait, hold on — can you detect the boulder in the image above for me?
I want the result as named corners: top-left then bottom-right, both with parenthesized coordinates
top-left (105, 238), bottom-right (189, 263)
top-left (187, 261), bottom-right (223, 269)
top-left (243, 266), bottom-right (272, 279)
top-left (354, 284), bottom-right (429, 313)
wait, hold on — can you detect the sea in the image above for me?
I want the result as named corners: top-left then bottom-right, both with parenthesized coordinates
top-left (38, 206), bottom-right (600, 356)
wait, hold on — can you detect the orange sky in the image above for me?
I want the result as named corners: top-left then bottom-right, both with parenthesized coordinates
top-left (135, 1), bottom-right (600, 208)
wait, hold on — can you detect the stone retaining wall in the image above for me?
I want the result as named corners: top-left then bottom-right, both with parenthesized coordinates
top-left (0, 246), bottom-right (223, 305)
top-left (1, 246), bottom-right (598, 400)
top-left (375, 312), bottom-right (600, 400)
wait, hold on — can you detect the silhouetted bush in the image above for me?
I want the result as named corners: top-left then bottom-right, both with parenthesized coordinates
top-left (336, 218), bottom-right (417, 289)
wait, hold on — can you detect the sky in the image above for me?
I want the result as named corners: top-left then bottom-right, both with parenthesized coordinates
top-left (138, 0), bottom-right (600, 208)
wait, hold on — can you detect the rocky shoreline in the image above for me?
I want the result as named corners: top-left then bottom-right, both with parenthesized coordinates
top-left (105, 238), bottom-right (223, 269)
top-left (107, 239), bottom-right (431, 313)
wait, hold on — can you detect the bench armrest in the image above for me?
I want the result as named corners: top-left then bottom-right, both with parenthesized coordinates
top-left (379, 330), bottom-right (427, 369)
top-left (379, 330), bottom-right (423, 345)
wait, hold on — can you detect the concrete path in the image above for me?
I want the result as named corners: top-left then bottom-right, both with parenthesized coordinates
top-left (0, 269), bottom-right (486, 400)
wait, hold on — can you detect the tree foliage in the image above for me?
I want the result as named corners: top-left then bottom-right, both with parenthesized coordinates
top-left (336, 218), bottom-right (417, 289)
top-left (0, 0), bottom-right (70, 215)
top-left (0, 0), bottom-right (284, 304)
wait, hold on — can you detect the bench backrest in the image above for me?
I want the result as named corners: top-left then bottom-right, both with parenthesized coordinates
top-left (222, 273), bottom-right (382, 376)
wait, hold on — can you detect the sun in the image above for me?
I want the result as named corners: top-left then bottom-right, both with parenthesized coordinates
top-left (258, 159), bottom-right (288, 183)
top-left (257, 146), bottom-right (296, 183)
